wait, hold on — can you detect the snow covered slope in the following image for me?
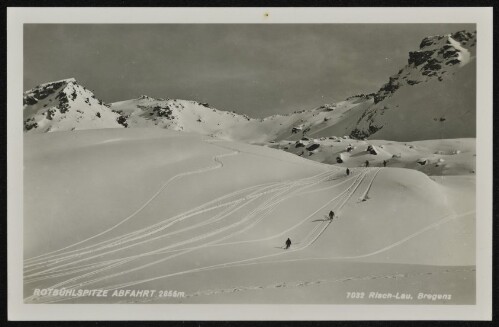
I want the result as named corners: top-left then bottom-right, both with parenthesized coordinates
top-left (108, 95), bottom-right (375, 144)
top-left (270, 137), bottom-right (476, 176)
top-left (23, 129), bottom-right (475, 304)
top-left (351, 30), bottom-right (476, 141)
top-left (109, 96), bottom-right (253, 135)
top-left (23, 78), bottom-right (124, 133)
top-left (220, 95), bottom-right (374, 143)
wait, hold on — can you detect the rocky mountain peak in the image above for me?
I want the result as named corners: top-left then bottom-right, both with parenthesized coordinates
top-left (373, 30), bottom-right (476, 104)
top-left (23, 79), bottom-right (123, 133)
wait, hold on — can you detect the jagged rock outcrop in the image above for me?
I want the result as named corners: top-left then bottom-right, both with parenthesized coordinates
top-left (23, 78), bottom-right (123, 133)
top-left (352, 30), bottom-right (476, 141)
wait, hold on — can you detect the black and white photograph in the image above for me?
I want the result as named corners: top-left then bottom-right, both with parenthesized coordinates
top-left (7, 6), bottom-right (493, 321)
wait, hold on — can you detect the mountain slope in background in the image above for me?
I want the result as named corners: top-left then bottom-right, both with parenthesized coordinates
top-left (23, 78), bottom-right (124, 133)
top-left (109, 96), bottom-right (253, 135)
top-left (351, 30), bottom-right (476, 141)
top-left (22, 30), bottom-right (476, 142)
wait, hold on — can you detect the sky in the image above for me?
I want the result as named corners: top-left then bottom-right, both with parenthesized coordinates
top-left (24, 24), bottom-right (474, 118)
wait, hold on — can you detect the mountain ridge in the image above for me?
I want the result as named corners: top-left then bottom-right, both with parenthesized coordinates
top-left (23, 30), bottom-right (476, 142)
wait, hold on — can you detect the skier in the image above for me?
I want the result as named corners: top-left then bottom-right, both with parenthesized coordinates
top-left (285, 238), bottom-right (292, 249)
top-left (346, 168), bottom-right (350, 176)
top-left (383, 160), bottom-right (387, 167)
top-left (328, 210), bottom-right (335, 221)
top-left (365, 160), bottom-right (369, 167)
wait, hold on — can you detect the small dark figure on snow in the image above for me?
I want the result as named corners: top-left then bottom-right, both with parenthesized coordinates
top-left (365, 160), bottom-right (369, 167)
top-left (285, 238), bottom-right (292, 249)
top-left (383, 160), bottom-right (387, 167)
top-left (346, 168), bottom-right (350, 176)
top-left (328, 210), bottom-right (335, 220)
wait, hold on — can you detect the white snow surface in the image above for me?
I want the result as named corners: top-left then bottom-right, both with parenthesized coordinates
top-left (23, 79), bottom-right (123, 133)
top-left (23, 129), bottom-right (475, 304)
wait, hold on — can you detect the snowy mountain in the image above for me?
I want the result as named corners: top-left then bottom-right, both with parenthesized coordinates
top-left (350, 30), bottom-right (476, 141)
top-left (218, 96), bottom-right (374, 143)
top-left (22, 30), bottom-right (478, 305)
top-left (23, 78), bottom-right (124, 133)
top-left (109, 96), bottom-right (253, 135)
top-left (23, 30), bottom-right (476, 142)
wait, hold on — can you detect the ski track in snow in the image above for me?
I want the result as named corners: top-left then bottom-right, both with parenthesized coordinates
top-left (182, 266), bottom-right (475, 301)
top-left (25, 167), bottom-right (353, 273)
top-left (23, 140), bottom-right (344, 299)
top-left (24, 168), bottom-right (338, 273)
top-left (24, 142), bottom-right (241, 263)
top-left (24, 170), bottom-right (345, 284)
top-left (24, 143), bottom-right (471, 304)
top-left (25, 166), bottom-right (382, 303)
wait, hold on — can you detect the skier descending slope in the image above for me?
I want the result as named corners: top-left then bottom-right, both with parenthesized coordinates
top-left (346, 168), bottom-right (350, 176)
top-left (285, 238), bottom-right (292, 249)
top-left (328, 210), bottom-right (335, 221)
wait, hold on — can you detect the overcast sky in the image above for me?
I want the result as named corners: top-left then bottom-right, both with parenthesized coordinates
top-left (24, 24), bottom-right (474, 117)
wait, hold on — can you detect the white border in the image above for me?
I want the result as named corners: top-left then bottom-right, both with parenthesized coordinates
top-left (7, 7), bottom-right (493, 321)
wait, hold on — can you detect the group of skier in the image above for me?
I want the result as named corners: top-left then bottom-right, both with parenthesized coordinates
top-left (284, 210), bottom-right (335, 249)
top-left (364, 159), bottom-right (388, 167)
top-left (284, 158), bottom-right (391, 250)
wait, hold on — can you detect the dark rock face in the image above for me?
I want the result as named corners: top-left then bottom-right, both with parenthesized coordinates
top-left (419, 37), bottom-right (434, 49)
top-left (446, 59), bottom-right (461, 66)
top-left (421, 58), bottom-right (443, 77)
top-left (70, 90), bottom-right (78, 101)
top-left (23, 95), bottom-right (38, 106)
top-left (24, 118), bottom-right (38, 131)
top-left (419, 35), bottom-right (444, 49)
top-left (350, 124), bottom-right (383, 140)
top-left (417, 159), bottom-right (427, 166)
top-left (346, 93), bottom-right (376, 101)
top-left (116, 116), bottom-right (128, 127)
top-left (408, 50), bottom-right (435, 67)
top-left (374, 76), bottom-right (400, 103)
top-left (152, 105), bottom-right (173, 118)
top-left (422, 58), bottom-right (442, 71)
top-left (451, 30), bottom-right (476, 43)
top-left (366, 145), bottom-right (378, 155)
top-left (306, 143), bottom-right (320, 151)
top-left (350, 128), bottom-right (369, 139)
top-left (53, 91), bottom-right (71, 113)
top-left (441, 48), bottom-right (459, 59)
top-left (30, 81), bottom-right (66, 101)
top-left (45, 108), bottom-right (56, 120)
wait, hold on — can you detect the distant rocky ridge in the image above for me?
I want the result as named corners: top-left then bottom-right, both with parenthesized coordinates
top-left (23, 30), bottom-right (476, 142)
top-left (351, 30), bottom-right (476, 141)
top-left (373, 30), bottom-right (476, 104)
top-left (23, 78), bottom-right (123, 133)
